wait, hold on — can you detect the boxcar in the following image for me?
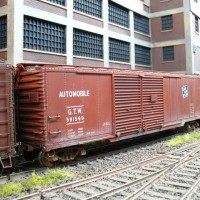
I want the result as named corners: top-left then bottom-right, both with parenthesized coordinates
top-left (0, 63), bottom-right (15, 168)
top-left (15, 63), bottom-right (200, 166)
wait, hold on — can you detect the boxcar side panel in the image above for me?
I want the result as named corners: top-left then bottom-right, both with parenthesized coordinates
top-left (194, 78), bottom-right (200, 117)
top-left (114, 74), bottom-right (164, 138)
top-left (0, 65), bottom-right (15, 164)
top-left (181, 77), bottom-right (191, 119)
top-left (163, 78), bottom-right (171, 124)
top-left (46, 72), bottom-right (113, 150)
top-left (164, 76), bottom-right (200, 127)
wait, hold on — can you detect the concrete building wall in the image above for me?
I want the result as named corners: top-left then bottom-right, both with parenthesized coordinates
top-left (0, 0), bottom-right (150, 70)
top-left (150, 0), bottom-right (183, 13)
top-left (194, 46), bottom-right (200, 72)
top-left (0, 0), bottom-right (200, 73)
top-left (151, 13), bottom-right (185, 43)
top-left (153, 44), bottom-right (186, 72)
top-left (0, 0), bottom-right (7, 7)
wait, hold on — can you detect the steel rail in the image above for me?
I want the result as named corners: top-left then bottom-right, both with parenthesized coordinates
top-left (125, 155), bottom-right (200, 200)
top-left (14, 141), bottom-right (200, 200)
top-left (0, 131), bottom-right (189, 184)
top-left (180, 171), bottom-right (200, 200)
top-left (82, 145), bottom-right (200, 200)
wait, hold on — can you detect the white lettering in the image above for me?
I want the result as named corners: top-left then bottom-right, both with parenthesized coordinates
top-left (66, 106), bottom-right (84, 125)
top-left (59, 90), bottom-right (90, 98)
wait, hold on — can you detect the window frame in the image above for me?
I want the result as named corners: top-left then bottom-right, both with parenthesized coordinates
top-left (0, 15), bottom-right (7, 49)
top-left (73, 0), bottom-right (102, 19)
top-left (23, 16), bottom-right (66, 54)
top-left (163, 46), bottom-right (175, 62)
top-left (134, 13), bottom-right (150, 35)
top-left (73, 28), bottom-right (103, 59)
top-left (195, 16), bottom-right (199, 33)
top-left (47, 0), bottom-right (65, 6)
top-left (108, 1), bottom-right (129, 28)
top-left (161, 15), bottom-right (173, 31)
top-left (135, 44), bottom-right (151, 66)
top-left (109, 38), bottom-right (130, 63)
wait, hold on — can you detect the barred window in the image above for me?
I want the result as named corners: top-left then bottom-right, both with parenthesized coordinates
top-left (24, 16), bottom-right (66, 54)
top-left (74, 0), bottom-right (102, 18)
top-left (195, 16), bottom-right (199, 33)
top-left (73, 29), bottom-right (103, 59)
top-left (109, 1), bottom-right (129, 28)
top-left (163, 46), bottom-right (174, 61)
top-left (0, 16), bottom-right (7, 49)
top-left (134, 13), bottom-right (149, 35)
top-left (109, 38), bottom-right (130, 63)
top-left (161, 15), bottom-right (173, 31)
top-left (135, 45), bottom-right (151, 66)
top-left (47, 0), bottom-right (65, 6)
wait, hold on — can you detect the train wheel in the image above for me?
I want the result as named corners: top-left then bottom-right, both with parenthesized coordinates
top-left (39, 151), bottom-right (55, 167)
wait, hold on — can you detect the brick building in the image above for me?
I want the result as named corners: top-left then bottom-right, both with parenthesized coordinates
top-left (0, 0), bottom-right (200, 73)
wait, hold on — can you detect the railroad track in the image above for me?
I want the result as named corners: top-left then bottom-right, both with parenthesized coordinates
top-left (0, 131), bottom-right (178, 185)
top-left (15, 142), bottom-right (200, 200)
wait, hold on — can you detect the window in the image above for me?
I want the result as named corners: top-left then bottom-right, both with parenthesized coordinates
top-left (74, 0), bottom-right (102, 18)
top-left (163, 46), bottom-right (174, 61)
top-left (109, 1), bottom-right (129, 28)
top-left (73, 29), bottom-right (103, 59)
top-left (0, 16), bottom-right (7, 49)
top-left (24, 16), bottom-right (66, 53)
top-left (134, 13), bottom-right (149, 35)
top-left (135, 45), bottom-right (151, 66)
top-left (161, 15), bottom-right (173, 31)
top-left (47, 0), bottom-right (65, 6)
top-left (195, 16), bottom-right (199, 33)
top-left (109, 38), bottom-right (130, 63)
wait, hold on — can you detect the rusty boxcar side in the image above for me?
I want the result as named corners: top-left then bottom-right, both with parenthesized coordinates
top-left (163, 75), bottom-right (200, 129)
top-left (15, 63), bottom-right (200, 166)
top-left (0, 63), bottom-right (15, 168)
top-left (15, 64), bottom-right (114, 166)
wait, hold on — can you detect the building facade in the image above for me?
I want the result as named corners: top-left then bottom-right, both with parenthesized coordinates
top-left (0, 0), bottom-right (200, 73)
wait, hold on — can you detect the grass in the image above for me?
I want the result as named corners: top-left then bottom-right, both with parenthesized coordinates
top-left (0, 168), bottom-right (77, 197)
top-left (0, 182), bottom-right (23, 197)
top-left (167, 131), bottom-right (200, 146)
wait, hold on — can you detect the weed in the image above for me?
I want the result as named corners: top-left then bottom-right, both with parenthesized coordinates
top-left (0, 168), bottom-right (77, 197)
top-left (0, 182), bottom-right (23, 197)
top-left (167, 131), bottom-right (200, 146)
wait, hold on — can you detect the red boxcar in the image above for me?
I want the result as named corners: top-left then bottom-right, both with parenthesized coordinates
top-left (0, 63), bottom-right (15, 168)
top-left (15, 63), bottom-right (200, 166)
